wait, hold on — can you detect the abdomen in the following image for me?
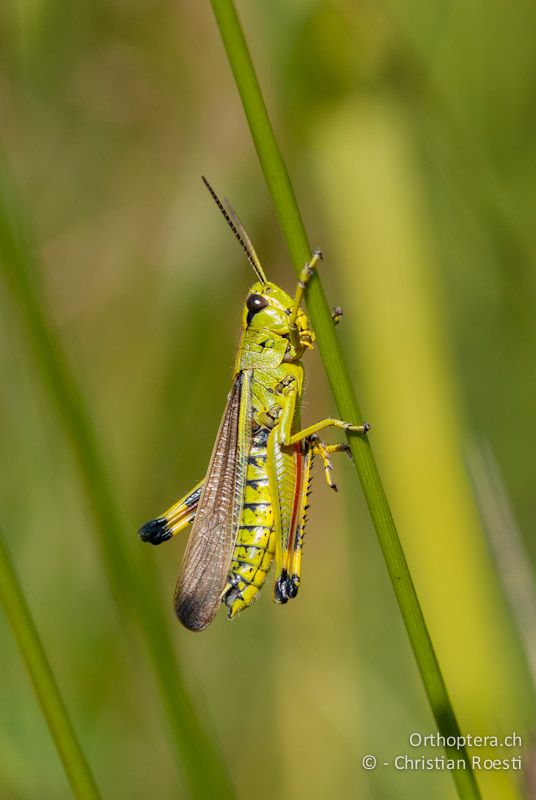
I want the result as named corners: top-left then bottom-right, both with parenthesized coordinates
top-left (222, 427), bottom-right (275, 618)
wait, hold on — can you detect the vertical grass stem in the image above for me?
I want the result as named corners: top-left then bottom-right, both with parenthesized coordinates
top-left (0, 529), bottom-right (101, 800)
top-left (208, 2), bottom-right (482, 798)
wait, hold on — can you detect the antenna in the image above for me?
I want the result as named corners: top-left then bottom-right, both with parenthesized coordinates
top-left (201, 176), bottom-right (267, 283)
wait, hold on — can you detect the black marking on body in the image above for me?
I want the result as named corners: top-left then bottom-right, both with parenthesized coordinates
top-left (235, 553), bottom-right (267, 567)
top-left (222, 575), bottom-right (244, 609)
top-left (274, 569), bottom-right (300, 603)
top-left (252, 427), bottom-right (270, 446)
top-left (238, 524), bottom-right (273, 531)
top-left (288, 574), bottom-right (300, 598)
top-left (234, 561), bottom-right (258, 575)
top-left (274, 374), bottom-right (296, 393)
top-left (274, 569), bottom-right (290, 604)
top-left (228, 573), bottom-right (242, 590)
top-left (250, 442), bottom-right (269, 453)
top-left (185, 488), bottom-right (202, 507)
top-left (247, 454), bottom-right (267, 464)
top-left (242, 502), bottom-right (271, 510)
top-left (236, 542), bottom-right (266, 552)
top-left (139, 518), bottom-right (172, 545)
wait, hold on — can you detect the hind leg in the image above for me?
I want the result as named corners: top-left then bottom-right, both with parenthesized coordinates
top-left (139, 479), bottom-right (204, 545)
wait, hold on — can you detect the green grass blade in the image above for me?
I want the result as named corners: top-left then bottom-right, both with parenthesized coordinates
top-left (207, 2), bottom-right (482, 798)
top-left (0, 528), bottom-right (101, 800)
top-left (0, 159), bottom-right (234, 799)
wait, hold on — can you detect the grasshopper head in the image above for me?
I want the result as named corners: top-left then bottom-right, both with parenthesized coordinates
top-left (200, 178), bottom-right (312, 346)
top-left (243, 281), bottom-right (311, 341)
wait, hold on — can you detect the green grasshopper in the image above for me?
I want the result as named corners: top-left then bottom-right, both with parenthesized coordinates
top-left (139, 178), bottom-right (370, 631)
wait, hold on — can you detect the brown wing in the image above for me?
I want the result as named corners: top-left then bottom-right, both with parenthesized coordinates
top-left (174, 373), bottom-right (251, 631)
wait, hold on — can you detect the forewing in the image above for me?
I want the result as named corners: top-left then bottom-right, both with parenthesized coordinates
top-left (175, 373), bottom-right (251, 631)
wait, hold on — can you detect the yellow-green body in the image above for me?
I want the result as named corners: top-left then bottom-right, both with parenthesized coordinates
top-left (138, 235), bottom-right (368, 631)
top-left (223, 300), bottom-right (309, 617)
top-left (224, 425), bottom-right (276, 616)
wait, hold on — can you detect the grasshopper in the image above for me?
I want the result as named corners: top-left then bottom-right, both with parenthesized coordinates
top-left (139, 178), bottom-right (370, 631)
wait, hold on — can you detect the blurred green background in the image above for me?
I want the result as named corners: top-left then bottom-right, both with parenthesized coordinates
top-left (0, 0), bottom-right (535, 798)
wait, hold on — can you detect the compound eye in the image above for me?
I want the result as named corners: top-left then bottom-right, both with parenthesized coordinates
top-left (246, 293), bottom-right (269, 313)
top-left (246, 293), bottom-right (269, 324)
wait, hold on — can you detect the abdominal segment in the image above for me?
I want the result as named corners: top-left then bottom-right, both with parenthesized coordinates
top-left (222, 429), bottom-right (275, 618)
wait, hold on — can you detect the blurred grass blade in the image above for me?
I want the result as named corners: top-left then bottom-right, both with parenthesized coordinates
top-left (207, 2), bottom-right (481, 798)
top-left (0, 158), bottom-right (234, 799)
top-left (467, 440), bottom-right (536, 691)
top-left (0, 528), bottom-right (101, 800)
